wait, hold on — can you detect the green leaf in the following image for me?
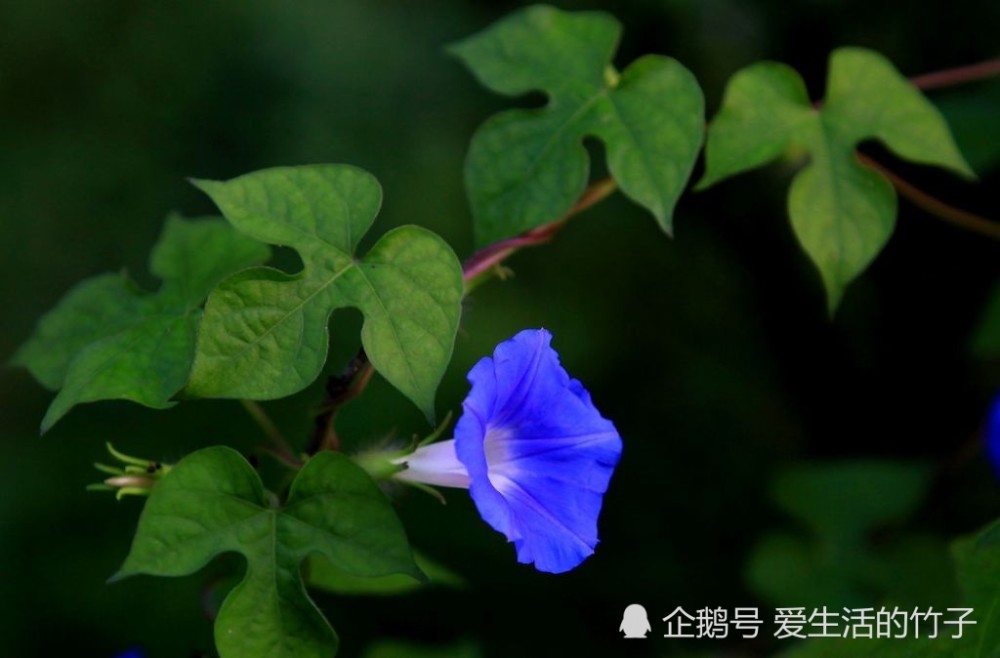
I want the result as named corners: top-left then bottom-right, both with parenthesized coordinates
top-left (778, 522), bottom-right (1000, 658)
top-left (11, 215), bottom-right (269, 432)
top-left (306, 548), bottom-right (464, 596)
top-left (746, 461), bottom-right (937, 608)
top-left (114, 447), bottom-right (421, 658)
top-left (951, 533), bottom-right (1000, 656)
top-left (185, 164), bottom-right (464, 422)
top-left (451, 4), bottom-right (704, 246)
top-left (699, 48), bottom-right (974, 312)
top-left (772, 461), bottom-right (931, 542)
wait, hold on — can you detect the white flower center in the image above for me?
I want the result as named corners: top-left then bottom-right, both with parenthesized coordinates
top-left (483, 426), bottom-right (514, 488)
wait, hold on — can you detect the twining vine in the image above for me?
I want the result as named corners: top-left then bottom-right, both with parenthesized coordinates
top-left (11, 5), bottom-right (999, 658)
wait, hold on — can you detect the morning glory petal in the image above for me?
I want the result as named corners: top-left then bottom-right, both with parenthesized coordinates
top-left (455, 328), bottom-right (623, 573)
top-left (112, 650), bottom-right (145, 658)
top-left (988, 393), bottom-right (1000, 479)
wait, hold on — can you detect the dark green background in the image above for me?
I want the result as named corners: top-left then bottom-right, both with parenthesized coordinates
top-left (1, 1), bottom-right (998, 656)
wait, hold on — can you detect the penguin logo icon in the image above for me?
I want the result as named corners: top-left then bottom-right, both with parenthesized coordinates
top-left (619, 603), bottom-right (651, 638)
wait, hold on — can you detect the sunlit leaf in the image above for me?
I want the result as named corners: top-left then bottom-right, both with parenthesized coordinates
top-left (11, 215), bottom-right (269, 432)
top-left (185, 164), bottom-right (464, 421)
top-left (699, 48), bottom-right (974, 312)
top-left (452, 4), bottom-right (703, 245)
top-left (113, 447), bottom-right (422, 658)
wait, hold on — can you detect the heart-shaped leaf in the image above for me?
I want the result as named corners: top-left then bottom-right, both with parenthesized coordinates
top-left (185, 164), bottom-right (464, 422)
top-left (12, 215), bottom-right (270, 432)
top-left (452, 4), bottom-right (704, 246)
top-left (699, 48), bottom-right (974, 312)
top-left (114, 447), bottom-right (422, 658)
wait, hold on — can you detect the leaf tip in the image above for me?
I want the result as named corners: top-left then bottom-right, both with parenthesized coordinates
top-left (410, 563), bottom-right (430, 585)
top-left (692, 175), bottom-right (716, 193)
top-left (422, 407), bottom-right (437, 428)
top-left (39, 407), bottom-right (60, 435)
top-left (824, 288), bottom-right (844, 319)
top-left (442, 38), bottom-right (466, 61)
top-left (652, 210), bottom-right (674, 238)
top-left (186, 176), bottom-right (221, 196)
top-left (955, 160), bottom-right (978, 182)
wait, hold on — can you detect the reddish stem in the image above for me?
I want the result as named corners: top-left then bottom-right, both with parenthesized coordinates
top-left (462, 177), bottom-right (617, 282)
top-left (306, 177), bottom-right (618, 455)
top-left (303, 56), bottom-right (1000, 456)
top-left (858, 154), bottom-right (1000, 241)
top-left (910, 56), bottom-right (1000, 91)
top-left (308, 351), bottom-right (375, 454)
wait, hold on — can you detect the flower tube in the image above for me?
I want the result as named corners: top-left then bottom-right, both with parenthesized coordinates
top-left (395, 328), bottom-right (623, 573)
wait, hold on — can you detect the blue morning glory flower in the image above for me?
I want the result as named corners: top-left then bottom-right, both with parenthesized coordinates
top-left (112, 649), bottom-right (144, 658)
top-left (397, 328), bottom-right (623, 573)
top-left (988, 393), bottom-right (1000, 479)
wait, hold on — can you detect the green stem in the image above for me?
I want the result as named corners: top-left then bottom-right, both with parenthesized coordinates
top-left (240, 400), bottom-right (302, 467)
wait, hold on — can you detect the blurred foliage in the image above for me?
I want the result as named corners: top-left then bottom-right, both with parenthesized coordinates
top-left (1, 1), bottom-right (998, 657)
top-left (973, 284), bottom-right (1000, 358)
top-left (778, 526), bottom-right (1000, 657)
top-left (361, 639), bottom-right (482, 658)
top-left (745, 461), bottom-right (957, 609)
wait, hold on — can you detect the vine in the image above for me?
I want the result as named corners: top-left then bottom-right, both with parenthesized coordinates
top-left (9, 4), bottom-right (999, 657)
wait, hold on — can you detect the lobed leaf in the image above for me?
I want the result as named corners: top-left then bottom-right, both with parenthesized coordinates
top-left (185, 164), bottom-right (464, 422)
top-left (11, 215), bottom-right (270, 432)
top-left (700, 48), bottom-right (974, 312)
top-left (114, 447), bottom-right (422, 658)
top-left (451, 4), bottom-right (704, 246)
